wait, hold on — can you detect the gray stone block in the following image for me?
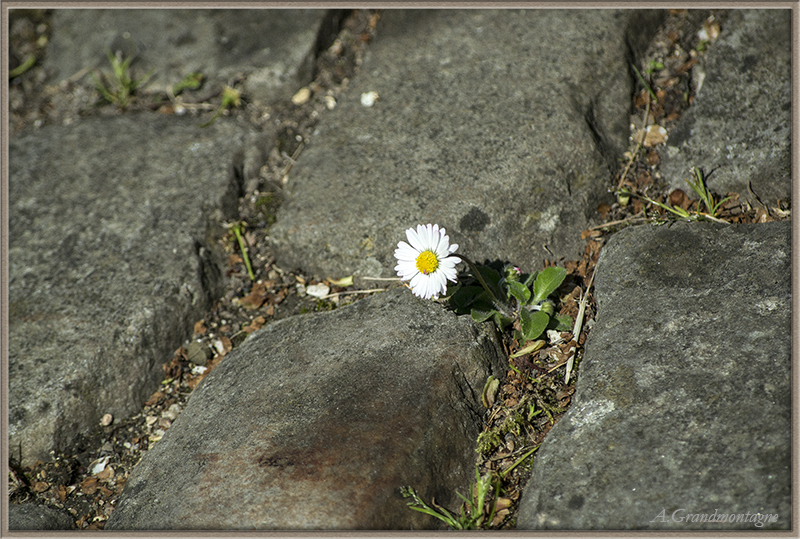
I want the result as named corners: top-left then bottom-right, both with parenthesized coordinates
top-left (268, 9), bottom-right (647, 281)
top-left (517, 221), bottom-right (791, 530)
top-left (44, 9), bottom-right (329, 105)
top-left (106, 288), bottom-right (506, 530)
top-left (9, 114), bottom-right (267, 466)
top-left (659, 10), bottom-right (791, 202)
top-left (8, 502), bottom-right (76, 530)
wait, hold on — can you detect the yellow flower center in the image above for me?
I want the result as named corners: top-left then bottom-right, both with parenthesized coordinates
top-left (416, 250), bottom-right (439, 275)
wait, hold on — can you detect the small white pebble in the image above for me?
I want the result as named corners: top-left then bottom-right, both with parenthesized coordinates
top-left (292, 87), bottom-right (311, 105)
top-left (88, 456), bottom-right (109, 475)
top-left (100, 413), bottom-right (113, 426)
top-left (162, 404), bottom-right (182, 420)
top-left (547, 329), bottom-right (564, 345)
top-left (360, 91), bottom-right (379, 107)
top-left (191, 365), bottom-right (207, 376)
top-left (306, 283), bottom-right (331, 299)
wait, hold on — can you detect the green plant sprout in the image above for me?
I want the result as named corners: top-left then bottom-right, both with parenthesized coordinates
top-left (499, 444), bottom-right (540, 480)
top-left (199, 85), bottom-right (242, 127)
top-left (172, 72), bottom-right (204, 95)
top-left (646, 59), bottom-right (665, 75)
top-left (92, 49), bottom-right (154, 110)
top-left (401, 467), bottom-right (501, 530)
top-left (631, 63), bottom-right (658, 103)
top-left (685, 166), bottom-right (733, 216)
top-left (228, 221), bottom-right (255, 281)
top-left (9, 55), bottom-right (36, 79)
top-left (401, 445), bottom-right (540, 530)
top-left (448, 261), bottom-right (572, 343)
top-left (619, 166), bottom-right (731, 223)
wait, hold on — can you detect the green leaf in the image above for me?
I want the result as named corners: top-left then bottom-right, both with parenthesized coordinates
top-left (552, 313), bottom-right (574, 332)
top-left (476, 265), bottom-right (501, 290)
top-left (493, 311), bottom-right (515, 330)
top-left (532, 267), bottom-right (566, 304)
top-left (329, 275), bottom-right (354, 287)
top-left (521, 271), bottom-right (537, 289)
top-left (646, 196), bottom-right (692, 219)
top-left (449, 285), bottom-right (483, 311)
top-left (173, 72), bottom-right (204, 94)
top-left (520, 309), bottom-right (550, 341)
top-left (506, 280), bottom-right (531, 305)
top-left (509, 339), bottom-right (546, 358)
top-left (646, 59), bottom-right (664, 74)
top-left (470, 296), bottom-right (496, 314)
top-left (471, 308), bottom-right (497, 324)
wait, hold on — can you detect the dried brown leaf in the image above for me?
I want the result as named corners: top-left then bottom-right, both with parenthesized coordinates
top-left (80, 477), bottom-right (98, 495)
top-left (240, 282), bottom-right (269, 309)
top-left (193, 319), bottom-right (207, 335)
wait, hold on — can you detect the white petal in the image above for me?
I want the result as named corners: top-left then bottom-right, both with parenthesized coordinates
top-left (436, 226), bottom-right (447, 245)
top-left (431, 223), bottom-right (441, 243)
top-left (420, 274), bottom-right (437, 299)
top-left (395, 260), bottom-right (419, 280)
top-left (406, 226), bottom-right (426, 253)
top-left (441, 254), bottom-right (458, 265)
top-left (397, 268), bottom-right (418, 281)
top-left (420, 279), bottom-right (435, 299)
top-left (395, 242), bottom-right (419, 261)
top-left (440, 264), bottom-right (458, 283)
top-left (449, 243), bottom-right (459, 254)
top-left (409, 271), bottom-right (425, 290)
top-left (430, 272), bottom-right (446, 297)
top-left (416, 224), bottom-right (431, 251)
top-left (435, 238), bottom-right (451, 259)
top-left (425, 224), bottom-right (438, 250)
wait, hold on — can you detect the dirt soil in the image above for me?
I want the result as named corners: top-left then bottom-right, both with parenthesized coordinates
top-left (7, 8), bottom-right (790, 531)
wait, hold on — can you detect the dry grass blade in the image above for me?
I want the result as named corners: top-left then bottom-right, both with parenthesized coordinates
top-left (566, 262), bottom-right (596, 384)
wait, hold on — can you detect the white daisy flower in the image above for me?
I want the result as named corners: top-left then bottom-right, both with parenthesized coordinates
top-left (394, 223), bottom-right (459, 300)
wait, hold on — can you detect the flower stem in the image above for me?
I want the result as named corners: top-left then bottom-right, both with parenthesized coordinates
top-left (453, 254), bottom-right (513, 318)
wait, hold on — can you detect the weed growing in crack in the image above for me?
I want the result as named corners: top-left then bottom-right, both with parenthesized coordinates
top-left (401, 467), bottom-right (501, 530)
top-left (199, 85), bottom-right (242, 127)
top-left (92, 49), bottom-right (154, 110)
top-left (618, 166), bottom-right (732, 223)
top-left (393, 223), bottom-right (584, 528)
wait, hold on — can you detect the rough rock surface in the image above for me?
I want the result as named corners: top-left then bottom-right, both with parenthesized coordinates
top-left (106, 288), bottom-right (506, 530)
top-left (8, 502), bottom-right (77, 530)
top-left (658, 9), bottom-right (791, 202)
top-left (517, 221), bottom-right (791, 530)
top-left (8, 114), bottom-right (267, 466)
top-left (8, 7), bottom-right (793, 532)
top-left (268, 9), bottom-right (658, 281)
top-left (44, 9), bottom-right (331, 105)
